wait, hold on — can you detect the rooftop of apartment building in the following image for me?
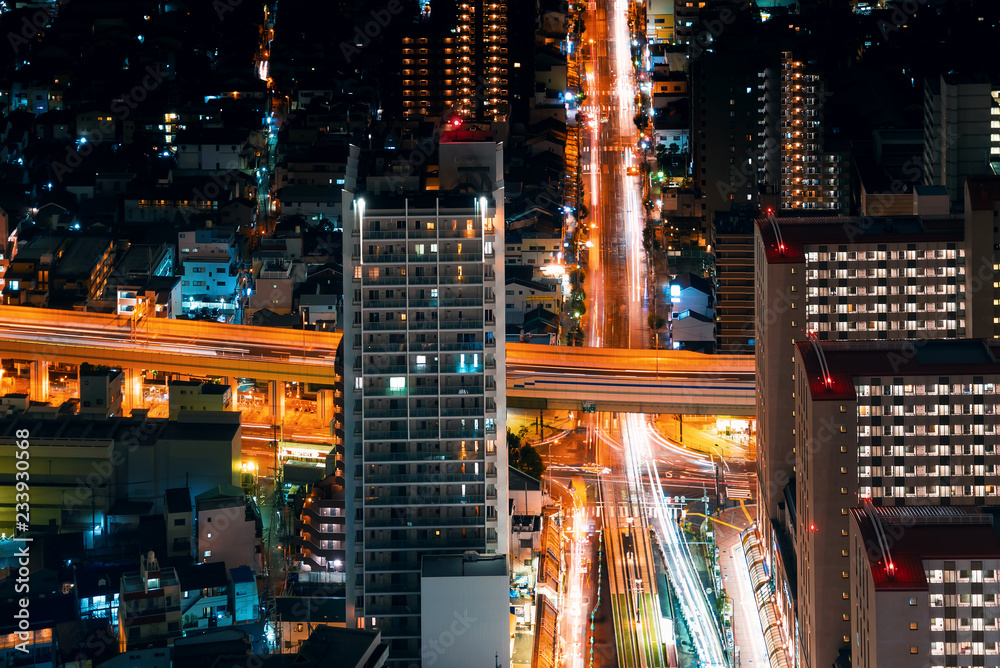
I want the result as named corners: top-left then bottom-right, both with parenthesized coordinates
top-left (795, 339), bottom-right (1000, 401)
top-left (291, 626), bottom-right (385, 668)
top-left (422, 552), bottom-right (508, 578)
top-left (165, 487), bottom-right (191, 515)
top-left (851, 505), bottom-right (1000, 591)
top-left (53, 236), bottom-right (111, 277)
top-left (756, 215), bottom-right (963, 263)
top-left (195, 484), bottom-right (249, 510)
top-left (122, 565), bottom-right (180, 595)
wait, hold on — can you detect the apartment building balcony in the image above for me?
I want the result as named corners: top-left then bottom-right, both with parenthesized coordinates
top-left (365, 364), bottom-right (408, 375)
top-left (365, 516), bottom-right (486, 528)
top-left (364, 606), bottom-right (421, 616)
top-left (300, 514), bottom-right (345, 530)
top-left (364, 409), bottom-right (409, 418)
top-left (440, 385), bottom-right (483, 395)
top-left (440, 320), bottom-right (484, 329)
top-left (365, 298), bottom-right (407, 309)
top-left (363, 321), bottom-right (407, 331)
top-left (365, 581), bottom-right (422, 594)
top-left (441, 406), bottom-right (485, 417)
top-left (440, 341), bottom-right (483, 351)
top-left (364, 451), bottom-right (469, 462)
top-left (363, 275), bottom-right (406, 286)
top-left (300, 539), bottom-right (346, 559)
top-left (441, 429), bottom-right (484, 439)
top-left (439, 275), bottom-right (483, 285)
top-left (364, 428), bottom-right (409, 440)
top-left (365, 229), bottom-right (407, 240)
top-left (438, 252), bottom-right (482, 262)
top-left (366, 537), bottom-right (484, 551)
top-left (365, 473), bottom-right (485, 485)
top-left (407, 298), bottom-right (438, 308)
top-left (364, 561), bottom-right (421, 572)
top-left (365, 494), bottom-right (485, 506)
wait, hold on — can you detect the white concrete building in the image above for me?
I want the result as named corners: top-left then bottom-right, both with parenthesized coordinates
top-left (420, 553), bottom-right (511, 668)
top-left (341, 138), bottom-right (508, 667)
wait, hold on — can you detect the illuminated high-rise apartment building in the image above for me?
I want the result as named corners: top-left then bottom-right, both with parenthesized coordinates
top-left (401, 0), bottom-right (509, 122)
top-left (760, 51), bottom-right (848, 212)
top-left (340, 135), bottom-right (508, 667)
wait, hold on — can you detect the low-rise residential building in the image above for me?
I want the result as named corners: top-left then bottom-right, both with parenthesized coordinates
top-left (167, 380), bottom-right (233, 419)
top-left (230, 566), bottom-right (259, 625)
top-left (177, 562), bottom-right (230, 630)
top-left (165, 487), bottom-right (192, 559)
top-left (177, 226), bottom-right (241, 316)
top-left (420, 553), bottom-right (510, 668)
top-left (196, 484), bottom-right (262, 573)
top-left (118, 553), bottom-right (182, 652)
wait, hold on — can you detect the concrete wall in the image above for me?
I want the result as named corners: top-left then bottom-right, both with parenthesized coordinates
top-left (420, 571), bottom-right (511, 668)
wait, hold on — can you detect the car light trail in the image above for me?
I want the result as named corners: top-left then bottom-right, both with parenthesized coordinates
top-left (622, 414), bottom-right (727, 667)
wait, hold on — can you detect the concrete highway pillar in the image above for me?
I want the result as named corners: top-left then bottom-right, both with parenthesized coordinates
top-left (227, 377), bottom-right (239, 412)
top-left (123, 368), bottom-right (143, 415)
top-left (30, 360), bottom-right (49, 403)
top-left (268, 380), bottom-right (285, 425)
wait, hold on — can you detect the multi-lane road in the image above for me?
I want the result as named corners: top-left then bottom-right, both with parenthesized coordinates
top-left (584, 0), bottom-right (648, 351)
top-left (576, 0), bottom-right (766, 663)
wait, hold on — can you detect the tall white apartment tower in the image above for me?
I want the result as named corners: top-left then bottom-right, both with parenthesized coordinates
top-left (341, 136), bottom-right (508, 667)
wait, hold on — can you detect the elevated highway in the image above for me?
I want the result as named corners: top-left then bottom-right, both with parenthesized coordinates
top-left (0, 307), bottom-right (754, 415)
top-left (506, 344), bottom-right (755, 415)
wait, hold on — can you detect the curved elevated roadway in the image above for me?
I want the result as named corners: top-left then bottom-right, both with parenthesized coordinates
top-left (0, 307), bottom-right (754, 415)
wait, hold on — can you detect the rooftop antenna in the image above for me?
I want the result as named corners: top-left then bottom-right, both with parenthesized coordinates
top-left (767, 209), bottom-right (786, 254)
top-left (864, 499), bottom-right (894, 576)
top-left (807, 331), bottom-right (834, 390)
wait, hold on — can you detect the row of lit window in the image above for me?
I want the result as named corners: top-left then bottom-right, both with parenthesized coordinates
top-left (809, 249), bottom-right (961, 262)
top-left (858, 383), bottom-right (993, 397)
top-left (860, 485), bottom-right (991, 498)
top-left (860, 401), bottom-right (993, 416)
top-left (809, 319), bottom-right (960, 331)
top-left (858, 424), bottom-right (994, 437)
top-left (858, 444), bottom-right (995, 457)
top-left (807, 302), bottom-right (960, 314)
top-left (930, 641), bottom-right (996, 657)
top-left (807, 286), bottom-right (960, 297)
top-left (860, 465), bottom-right (993, 477)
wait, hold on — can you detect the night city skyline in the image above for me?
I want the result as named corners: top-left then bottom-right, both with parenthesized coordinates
top-left (1, 1), bottom-right (1000, 667)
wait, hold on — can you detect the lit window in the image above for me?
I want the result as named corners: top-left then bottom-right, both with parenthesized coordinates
top-left (390, 377), bottom-right (405, 389)
top-left (204, 550), bottom-right (211, 557)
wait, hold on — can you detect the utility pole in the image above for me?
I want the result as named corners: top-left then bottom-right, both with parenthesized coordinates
top-left (714, 453), bottom-right (722, 514)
